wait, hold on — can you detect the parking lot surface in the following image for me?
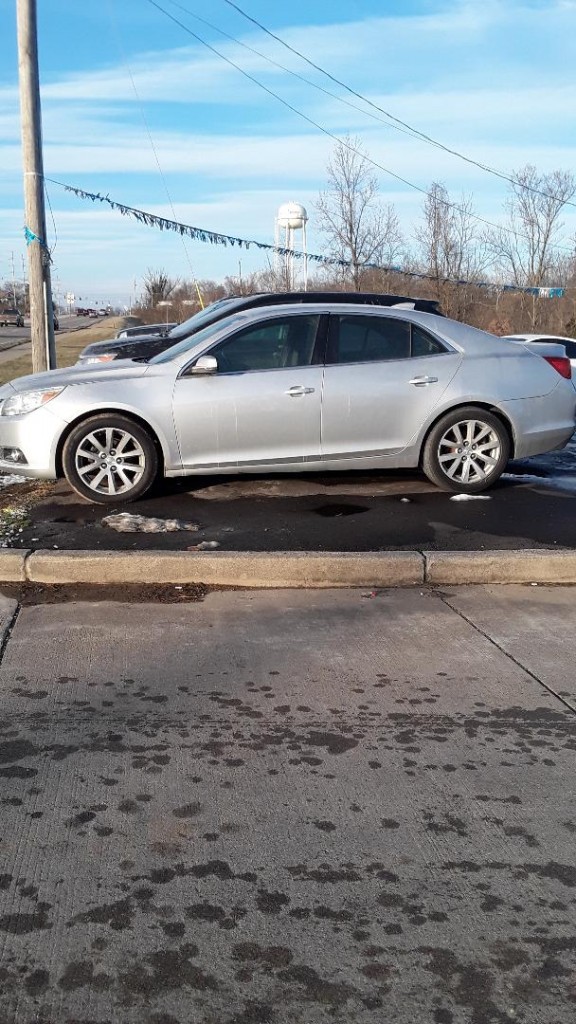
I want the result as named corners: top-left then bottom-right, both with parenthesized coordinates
top-left (12, 459), bottom-right (576, 553)
top-left (0, 586), bottom-right (575, 1023)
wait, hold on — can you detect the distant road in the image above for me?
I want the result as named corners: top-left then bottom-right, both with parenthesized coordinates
top-left (0, 314), bottom-right (106, 364)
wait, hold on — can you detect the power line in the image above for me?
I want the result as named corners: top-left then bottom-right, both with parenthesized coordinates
top-left (144, 0), bottom-right (574, 255)
top-left (160, 0), bottom-right (443, 149)
top-left (219, 0), bottom-right (576, 210)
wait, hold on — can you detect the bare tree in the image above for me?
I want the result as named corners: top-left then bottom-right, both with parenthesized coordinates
top-left (415, 182), bottom-right (487, 319)
top-left (486, 165), bottom-right (576, 326)
top-left (316, 136), bottom-right (404, 291)
top-left (141, 269), bottom-right (179, 308)
top-left (487, 166), bottom-right (575, 286)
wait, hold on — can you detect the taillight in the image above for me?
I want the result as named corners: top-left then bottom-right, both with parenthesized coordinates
top-left (544, 355), bottom-right (572, 380)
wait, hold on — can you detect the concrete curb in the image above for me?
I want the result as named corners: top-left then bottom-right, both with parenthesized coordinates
top-left (0, 548), bottom-right (575, 587)
top-left (424, 549), bottom-right (576, 585)
top-left (24, 550), bottom-right (424, 588)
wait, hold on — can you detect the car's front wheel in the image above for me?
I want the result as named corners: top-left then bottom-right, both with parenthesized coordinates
top-left (62, 414), bottom-right (158, 504)
top-left (422, 407), bottom-right (510, 493)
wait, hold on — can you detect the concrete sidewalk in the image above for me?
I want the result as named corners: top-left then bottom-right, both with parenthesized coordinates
top-left (0, 585), bottom-right (574, 1023)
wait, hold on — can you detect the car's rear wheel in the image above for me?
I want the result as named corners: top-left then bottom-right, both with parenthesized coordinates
top-left (62, 414), bottom-right (158, 504)
top-left (422, 407), bottom-right (510, 493)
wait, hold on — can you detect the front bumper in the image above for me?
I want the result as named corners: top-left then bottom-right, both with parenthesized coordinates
top-left (0, 405), bottom-right (67, 479)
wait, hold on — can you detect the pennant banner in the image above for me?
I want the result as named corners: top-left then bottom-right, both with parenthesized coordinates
top-left (46, 179), bottom-right (565, 298)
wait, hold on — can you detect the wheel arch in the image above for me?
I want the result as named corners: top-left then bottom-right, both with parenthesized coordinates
top-left (419, 401), bottom-right (516, 464)
top-left (55, 407), bottom-right (166, 478)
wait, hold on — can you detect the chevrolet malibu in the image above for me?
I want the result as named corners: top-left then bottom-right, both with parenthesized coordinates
top-left (0, 304), bottom-right (573, 504)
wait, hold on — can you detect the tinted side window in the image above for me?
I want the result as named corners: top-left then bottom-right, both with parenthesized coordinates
top-left (334, 315), bottom-right (411, 364)
top-left (411, 325), bottom-right (447, 357)
top-left (210, 315), bottom-right (320, 373)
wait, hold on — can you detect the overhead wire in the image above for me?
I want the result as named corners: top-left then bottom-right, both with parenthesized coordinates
top-left (144, 0), bottom-right (574, 255)
top-left (219, 0), bottom-right (576, 210)
top-left (160, 0), bottom-right (445, 150)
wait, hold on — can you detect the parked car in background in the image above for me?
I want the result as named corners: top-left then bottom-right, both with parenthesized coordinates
top-left (76, 292), bottom-right (445, 364)
top-left (87, 309), bottom-right (99, 318)
top-left (115, 323), bottom-right (177, 340)
top-left (1, 302), bottom-right (573, 504)
top-left (502, 334), bottom-right (576, 372)
top-left (0, 308), bottom-right (24, 328)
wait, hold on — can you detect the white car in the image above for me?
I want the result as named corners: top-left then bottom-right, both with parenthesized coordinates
top-left (502, 334), bottom-right (576, 372)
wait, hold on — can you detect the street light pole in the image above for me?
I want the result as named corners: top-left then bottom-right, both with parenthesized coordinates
top-left (16, 0), bottom-right (56, 371)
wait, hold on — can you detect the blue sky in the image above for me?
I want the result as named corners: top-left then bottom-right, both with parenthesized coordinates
top-left (1, 0), bottom-right (575, 308)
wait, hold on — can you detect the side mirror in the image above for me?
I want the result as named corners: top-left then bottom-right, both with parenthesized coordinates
top-left (189, 355), bottom-right (218, 376)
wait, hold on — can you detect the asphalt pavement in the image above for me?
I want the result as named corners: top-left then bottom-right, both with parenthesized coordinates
top-left (0, 585), bottom-right (575, 1023)
top-left (14, 448), bottom-right (576, 553)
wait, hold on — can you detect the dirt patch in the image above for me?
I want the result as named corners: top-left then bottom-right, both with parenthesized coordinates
top-left (0, 481), bottom-right (57, 512)
top-left (0, 581), bottom-right (210, 605)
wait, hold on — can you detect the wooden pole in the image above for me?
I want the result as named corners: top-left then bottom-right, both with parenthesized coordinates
top-left (16, 0), bottom-right (56, 371)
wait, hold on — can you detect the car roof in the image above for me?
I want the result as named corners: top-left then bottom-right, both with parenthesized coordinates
top-left (223, 290), bottom-right (444, 315)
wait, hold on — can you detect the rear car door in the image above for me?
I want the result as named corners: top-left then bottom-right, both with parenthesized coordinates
top-left (321, 313), bottom-right (462, 460)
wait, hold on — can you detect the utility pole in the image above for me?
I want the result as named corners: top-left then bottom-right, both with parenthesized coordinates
top-left (16, 0), bottom-right (56, 371)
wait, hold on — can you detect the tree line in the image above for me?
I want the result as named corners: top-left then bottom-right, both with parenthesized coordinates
top-left (130, 137), bottom-right (576, 337)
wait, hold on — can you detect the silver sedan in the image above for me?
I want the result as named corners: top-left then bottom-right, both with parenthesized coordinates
top-left (0, 303), bottom-right (573, 504)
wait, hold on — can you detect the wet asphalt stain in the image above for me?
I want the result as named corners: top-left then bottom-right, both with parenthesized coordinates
top-left (0, 902), bottom-right (52, 935)
top-left (185, 903), bottom-right (246, 930)
top-left (118, 945), bottom-right (218, 1001)
top-left (2, 665), bottom-right (576, 1023)
top-left (313, 503), bottom-right (369, 517)
top-left (172, 802), bottom-right (203, 818)
top-left (0, 740), bottom-right (37, 763)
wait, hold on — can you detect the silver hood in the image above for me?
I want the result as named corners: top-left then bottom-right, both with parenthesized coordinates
top-left (2, 359), bottom-right (150, 394)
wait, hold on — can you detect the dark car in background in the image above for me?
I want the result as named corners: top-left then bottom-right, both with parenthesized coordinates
top-left (76, 292), bottom-right (444, 364)
top-left (115, 322), bottom-right (178, 340)
top-left (0, 308), bottom-right (24, 328)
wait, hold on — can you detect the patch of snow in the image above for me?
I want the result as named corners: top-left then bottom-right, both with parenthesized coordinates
top-left (502, 473), bottom-right (576, 495)
top-left (449, 494), bottom-right (492, 502)
top-left (0, 474), bottom-right (30, 490)
top-left (102, 513), bottom-right (200, 533)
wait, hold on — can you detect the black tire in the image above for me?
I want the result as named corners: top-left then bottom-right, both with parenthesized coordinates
top-left (62, 413), bottom-right (159, 504)
top-left (422, 406), bottom-right (510, 493)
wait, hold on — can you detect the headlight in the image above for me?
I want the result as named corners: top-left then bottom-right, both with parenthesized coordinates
top-left (1, 387), bottom-right (65, 417)
top-left (82, 354), bottom-right (115, 364)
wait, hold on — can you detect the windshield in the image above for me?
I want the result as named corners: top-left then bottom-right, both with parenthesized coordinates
top-left (167, 297), bottom-right (247, 341)
top-left (150, 312), bottom-right (247, 364)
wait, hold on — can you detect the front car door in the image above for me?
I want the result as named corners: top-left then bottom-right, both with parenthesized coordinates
top-left (172, 312), bottom-right (325, 471)
top-left (321, 313), bottom-right (462, 463)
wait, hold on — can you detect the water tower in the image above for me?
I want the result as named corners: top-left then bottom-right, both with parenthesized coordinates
top-left (275, 202), bottom-right (308, 290)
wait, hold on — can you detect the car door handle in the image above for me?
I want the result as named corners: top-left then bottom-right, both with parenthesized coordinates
top-left (409, 375), bottom-right (439, 386)
top-left (285, 385), bottom-right (315, 396)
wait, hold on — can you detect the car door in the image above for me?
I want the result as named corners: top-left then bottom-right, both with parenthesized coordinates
top-left (321, 313), bottom-right (462, 460)
top-left (172, 312), bottom-right (325, 470)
